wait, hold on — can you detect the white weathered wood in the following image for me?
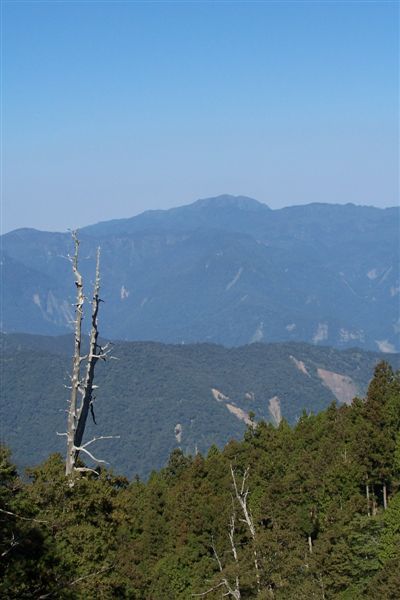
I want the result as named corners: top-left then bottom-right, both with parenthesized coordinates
top-left (231, 465), bottom-right (261, 593)
top-left (65, 234), bottom-right (115, 480)
top-left (66, 232), bottom-right (84, 477)
top-left (195, 512), bottom-right (241, 598)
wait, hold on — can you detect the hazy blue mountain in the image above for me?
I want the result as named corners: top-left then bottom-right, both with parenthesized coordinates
top-left (1, 195), bottom-right (399, 351)
top-left (2, 332), bottom-right (398, 478)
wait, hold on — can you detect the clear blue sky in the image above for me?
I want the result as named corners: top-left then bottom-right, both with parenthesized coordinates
top-left (2, 0), bottom-right (398, 232)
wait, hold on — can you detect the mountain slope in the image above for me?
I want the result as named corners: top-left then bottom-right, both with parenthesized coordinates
top-left (1, 196), bottom-right (399, 350)
top-left (1, 332), bottom-right (399, 478)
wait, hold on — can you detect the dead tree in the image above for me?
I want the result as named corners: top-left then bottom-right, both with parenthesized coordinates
top-left (231, 465), bottom-right (261, 594)
top-left (194, 507), bottom-right (241, 599)
top-left (59, 232), bottom-right (115, 478)
top-left (196, 466), bottom-right (262, 599)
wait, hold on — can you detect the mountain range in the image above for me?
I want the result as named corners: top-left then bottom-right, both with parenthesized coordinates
top-left (2, 332), bottom-right (399, 478)
top-left (1, 195), bottom-right (399, 351)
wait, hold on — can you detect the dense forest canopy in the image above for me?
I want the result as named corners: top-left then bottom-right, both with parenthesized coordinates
top-left (3, 332), bottom-right (399, 479)
top-left (1, 361), bottom-right (400, 598)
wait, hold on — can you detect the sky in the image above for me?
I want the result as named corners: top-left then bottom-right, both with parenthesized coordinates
top-left (2, 0), bottom-right (399, 233)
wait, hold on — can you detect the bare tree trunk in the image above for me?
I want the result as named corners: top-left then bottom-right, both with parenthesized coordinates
top-left (383, 483), bottom-right (388, 510)
top-left (66, 233), bottom-right (84, 477)
top-left (366, 482), bottom-right (370, 517)
top-left (231, 466), bottom-right (261, 594)
top-left (73, 248), bottom-right (101, 456)
top-left (317, 572), bottom-right (326, 600)
top-left (62, 234), bottom-right (116, 480)
top-left (195, 519), bottom-right (241, 599)
top-left (227, 513), bottom-right (241, 599)
top-left (197, 466), bottom-right (264, 599)
top-left (308, 534), bottom-right (313, 554)
top-left (372, 486), bottom-right (377, 516)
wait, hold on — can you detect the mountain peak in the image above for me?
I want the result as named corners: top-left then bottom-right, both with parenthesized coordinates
top-left (191, 194), bottom-right (269, 211)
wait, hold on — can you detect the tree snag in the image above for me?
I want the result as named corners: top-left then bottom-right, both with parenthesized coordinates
top-left (194, 511), bottom-right (241, 599)
top-left (196, 466), bottom-right (264, 599)
top-left (231, 465), bottom-right (261, 593)
top-left (61, 232), bottom-right (116, 479)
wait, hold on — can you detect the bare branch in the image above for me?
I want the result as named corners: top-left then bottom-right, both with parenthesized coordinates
top-left (1, 532), bottom-right (19, 558)
top-left (75, 467), bottom-right (99, 475)
top-left (192, 581), bottom-right (226, 597)
top-left (81, 435), bottom-right (120, 449)
top-left (193, 576), bottom-right (241, 598)
top-left (73, 446), bottom-right (108, 465)
top-left (240, 467), bottom-right (249, 496)
top-left (37, 564), bottom-right (113, 599)
top-left (211, 537), bottom-right (223, 573)
top-left (230, 465), bottom-right (256, 538)
top-left (230, 465), bottom-right (260, 592)
top-left (0, 508), bottom-right (48, 524)
top-left (198, 504), bottom-right (241, 598)
top-left (228, 514), bottom-right (238, 563)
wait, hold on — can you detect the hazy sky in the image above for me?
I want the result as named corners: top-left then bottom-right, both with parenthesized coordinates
top-left (2, 0), bottom-right (399, 233)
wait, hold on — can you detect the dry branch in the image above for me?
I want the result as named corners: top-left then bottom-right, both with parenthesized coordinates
top-left (37, 564), bottom-right (113, 599)
top-left (1, 532), bottom-right (19, 558)
top-left (195, 511), bottom-right (241, 598)
top-left (0, 507), bottom-right (48, 525)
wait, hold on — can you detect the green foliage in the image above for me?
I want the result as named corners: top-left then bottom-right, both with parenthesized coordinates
top-left (3, 333), bottom-right (399, 479)
top-left (378, 491), bottom-right (400, 563)
top-left (1, 362), bottom-right (399, 598)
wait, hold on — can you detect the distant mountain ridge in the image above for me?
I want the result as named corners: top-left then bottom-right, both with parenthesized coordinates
top-left (2, 332), bottom-right (399, 477)
top-left (81, 194), bottom-right (271, 236)
top-left (1, 195), bottom-right (399, 351)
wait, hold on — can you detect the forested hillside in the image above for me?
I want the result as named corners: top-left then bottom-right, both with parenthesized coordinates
top-left (2, 333), bottom-right (399, 478)
top-left (1, 362), bottom-right (399, 598)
